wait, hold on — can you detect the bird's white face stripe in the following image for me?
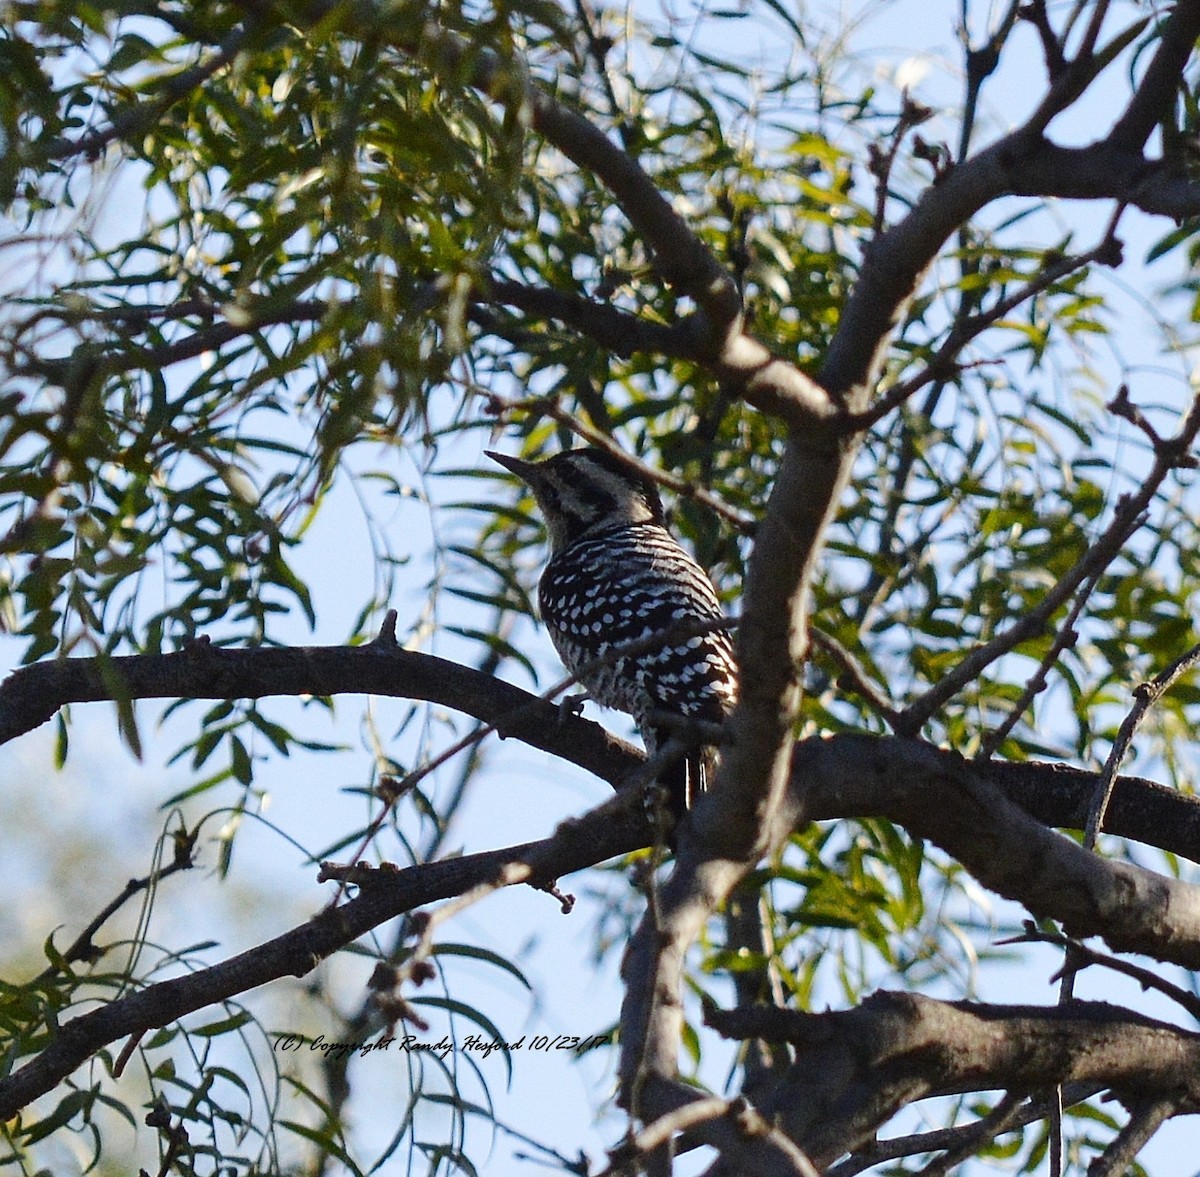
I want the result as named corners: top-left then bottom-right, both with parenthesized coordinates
top-left (530, 455), bottom-right (659, 551)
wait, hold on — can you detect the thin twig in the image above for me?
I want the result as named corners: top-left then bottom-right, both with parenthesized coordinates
top-left (898, 389), bottom-right (1200, 737)
top-left (827, 1085), bottom-right (1103, 1176)
top-left (849, 221), bottom-right (1125, 434)
top-left (977, 566), bottom-right (1100, 760)
top-left (1002, 925), bottom-right (1200, 1023)
top-left (1087, 1098), bottom-right (1178, 1177)
top-left (36, 824), bottom-right (197, 980)
top-left (1086, 638), bottom-right (1200, 847)
top-left (911, 1092), bottom-right (1026, 1177)
top-left (810, 627), bottom-right (903, 730)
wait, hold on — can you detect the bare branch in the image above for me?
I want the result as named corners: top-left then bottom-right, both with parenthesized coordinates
top-left (1088, 1099), bottom-right (1179, 1177)
top-left (1005, 926), bottom-right (1200, 1023)
top-left (825, 2), bottom-right (1200, 404)
top-left (0, 792), bottom-right (652, 1121)
top-left (839, 1091), bottom-right (1028, 1177)
top-left (809, 627), bottom-right (903, 730)
top-left (0, 637), bottom-right (637, 784)
top-left (1087, 638), bottom-right (1200, 844)
top-left (797, 736), bottom-right (1200, 969)
top-left (709, 992), bottom-right (1200, 1167)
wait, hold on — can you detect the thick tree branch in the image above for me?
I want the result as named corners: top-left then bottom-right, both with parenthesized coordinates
top-left (7, 646), bottom-right (1200, 871)
top-left (625, 20), bottom-right (1200, 1126)
top-left (0, 637), bottom-right (637, 784)
top-left (797, 736), bottom-right (1200, 969)
top-left (1109, 3), bottom-right (1199, 152)
top-left (709, 992), bottom-right (1200, 1167)
top-left (1010, 142), bottom-right (1200, 216)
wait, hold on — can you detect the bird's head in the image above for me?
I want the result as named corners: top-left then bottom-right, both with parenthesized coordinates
top-left (487, 447), bottom-right (666, 552)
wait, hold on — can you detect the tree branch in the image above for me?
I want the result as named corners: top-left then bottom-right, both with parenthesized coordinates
top-left (40, 22), bottom-right (252, 163)
top-left (1087, 637), bottom-right (1200, 843)
top-left (484, 277), bottom-right (695, 360)
top-left (709, 992), bottom-right (1200, 1167)
top-left (1109, 3), bottom-right (1198, 152)
top-left (7, 645), bottom-right (1200, 869)
top-left (395, 18), bottom-right (833, 428)
top-left (0, 636), bottom-right (637, 783)
top-left (797, 736), bottom-right (1200, 969)
top-left (406, 22), bottom-right (741, 338)
top-left (898, 389), bottom-right (1200, 735)
top-left (0, 793), bottom-right (652, 1121)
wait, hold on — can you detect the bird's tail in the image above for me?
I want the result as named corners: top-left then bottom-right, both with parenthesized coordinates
top-left (651, 730), bottom-right (719, 838)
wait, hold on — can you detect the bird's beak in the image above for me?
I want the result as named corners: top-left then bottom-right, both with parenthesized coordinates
top-left (486, 450), bottom-right (537, 484)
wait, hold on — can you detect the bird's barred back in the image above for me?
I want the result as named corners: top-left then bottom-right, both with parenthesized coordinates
top-left (538, 521), bottom-right (738, 732)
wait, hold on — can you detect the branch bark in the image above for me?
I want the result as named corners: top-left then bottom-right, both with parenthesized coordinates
top-left (709, 991), bottom-right (1200, 1167)
top-left (797, 736), bottom-right (1200, 970)
top-left (0, 636), bottom-right (637, 785)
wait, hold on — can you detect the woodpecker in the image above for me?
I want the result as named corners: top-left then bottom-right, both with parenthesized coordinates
top-left (487, 446), bottom-right (738, 824)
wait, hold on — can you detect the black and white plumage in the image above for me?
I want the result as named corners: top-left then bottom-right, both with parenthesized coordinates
top-left (487, 446), bottom-right (738, 821)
